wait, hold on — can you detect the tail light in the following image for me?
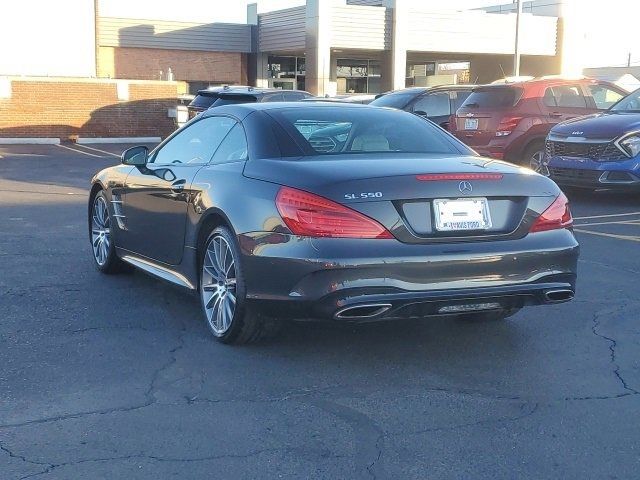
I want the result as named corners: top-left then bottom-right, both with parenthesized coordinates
top-left (276, 186), bottom-right (393, 239)
top-left (530, 193), bottom-right (573, 232)
top-left (496, 116), bottom-right (523, 137)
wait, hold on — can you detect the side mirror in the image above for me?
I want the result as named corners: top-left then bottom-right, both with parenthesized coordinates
top-left (121, 146), bottom-right (148, 166)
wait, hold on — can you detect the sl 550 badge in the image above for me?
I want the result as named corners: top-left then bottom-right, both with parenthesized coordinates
top-left (344, 192), bottom-right (383, 200)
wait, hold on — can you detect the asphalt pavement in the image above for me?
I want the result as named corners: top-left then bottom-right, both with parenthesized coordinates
top-left (1, 143), bottom-right (639, 479)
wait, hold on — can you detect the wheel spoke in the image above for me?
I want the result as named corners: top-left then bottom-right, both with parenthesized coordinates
top-left (202, 282), bottom-right (217, 292)
top-left (220, 242), bottom-right (228, 273)
top-left (205, 290), bottom-right (221, 310)
top-left (206, 248), bottom-right (222, 279)
top-left (227, 291), bottom-right (236, 306)
top-left (215, 300), bottom-right (224, 330)
top-left (223, 296), bottom-right (233, 328)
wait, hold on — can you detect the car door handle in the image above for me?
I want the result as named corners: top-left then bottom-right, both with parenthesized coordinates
top-left (171, 179), bottom-right (186, 193)
top-left (550, 112), bottom-right (563, 118)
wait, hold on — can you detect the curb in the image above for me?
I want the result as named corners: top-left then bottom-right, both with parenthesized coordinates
top-left (0, 138), bottom-right (61, 145)
top-left (77, 137), bottom-right (161, 144)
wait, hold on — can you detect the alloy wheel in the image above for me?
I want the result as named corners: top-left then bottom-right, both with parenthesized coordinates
top-left (91, 196), bottom-right (111, 266)
top-left (201, 235), bottom-right (237, 336)
top-left (530, 150), bottom-right (550, 176)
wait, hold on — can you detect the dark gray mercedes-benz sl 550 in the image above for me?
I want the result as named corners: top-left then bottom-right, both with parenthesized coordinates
top-left (89, 103), bottom-right (579, 344)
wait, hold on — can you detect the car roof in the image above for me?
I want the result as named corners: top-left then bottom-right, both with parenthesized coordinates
top-left (201, 101), bottom-right (376, 119)
top-left (196, 86), bottom-right (310, 96)
top-left (380, 85), bottom-right (476, 95)
top-left (482, 77), bottom-right (609, 88)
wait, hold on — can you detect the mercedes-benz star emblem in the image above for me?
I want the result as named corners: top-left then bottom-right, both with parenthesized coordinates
top-left (459, 181), bottom-right (473, 194)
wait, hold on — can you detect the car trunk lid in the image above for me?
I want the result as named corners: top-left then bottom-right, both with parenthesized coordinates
top-left (244, 154), bottom-right (557, 243)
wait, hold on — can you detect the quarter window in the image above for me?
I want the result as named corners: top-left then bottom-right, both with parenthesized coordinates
top-left (151, 117), bottom-right (236, 165)
top-left (210, 124), bottom-right (248, 164)
top-left (588, 84), bottom-right (625, 109)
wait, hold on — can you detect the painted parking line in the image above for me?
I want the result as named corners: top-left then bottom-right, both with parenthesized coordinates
top-left (73, 143), bottom-right (121, 158)
top-left (574, 228), bottom-right (640, 243)
top-left (56, 143), bottom-right (104, 158)
top-left (575, 220), bottom-right (640, 227)
top-left (573, 211), bottom-right (640, 220)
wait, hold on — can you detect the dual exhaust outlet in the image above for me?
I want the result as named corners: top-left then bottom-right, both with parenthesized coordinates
top-left (334, 289), bottom-right (574, 320)
top-left (543, 288), bottom-right (574, 303)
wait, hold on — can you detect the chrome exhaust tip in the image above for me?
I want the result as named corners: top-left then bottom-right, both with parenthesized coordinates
top-left (334, 303), bottom-right (392, 320)
top-left (544, 289), bottom-right (574, 303)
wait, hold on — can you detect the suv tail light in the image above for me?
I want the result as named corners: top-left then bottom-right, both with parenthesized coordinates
top-left (276, 186), bottom-right (393, 239)
top-left (496, 116), bottom-right (523, 136)
top-left (530, 193), bottom-right (573, 232)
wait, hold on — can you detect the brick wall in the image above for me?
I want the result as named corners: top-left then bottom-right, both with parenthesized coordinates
top-left (98, 46), bottom-right (248, 84)
top-left (0, 78), bottom-right (185, 139)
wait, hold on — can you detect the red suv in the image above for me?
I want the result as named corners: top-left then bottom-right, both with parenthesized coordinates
top-left (450, 78), bottom-right (627, 170)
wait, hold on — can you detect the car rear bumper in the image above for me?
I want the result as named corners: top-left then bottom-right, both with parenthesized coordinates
top-left (548, 156), bottom-right (640, 190)
top-left (238, 230), bottom-right (579, 321)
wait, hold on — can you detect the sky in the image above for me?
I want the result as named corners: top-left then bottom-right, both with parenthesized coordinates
top-left (99, 0), bottom-right (502, 23)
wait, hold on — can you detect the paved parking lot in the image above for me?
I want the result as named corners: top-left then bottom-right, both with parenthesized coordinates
top-left (1, 143), bottom-right (639, 479)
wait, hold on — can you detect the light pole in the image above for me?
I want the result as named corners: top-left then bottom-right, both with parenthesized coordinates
top-left (513, 0), bottom-right (522, 77)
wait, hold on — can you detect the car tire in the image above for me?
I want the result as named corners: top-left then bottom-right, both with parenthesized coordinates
top-left (523, 141), bottom-right (548, 175)
top-left (199, 226), bottom-right (280, 344)
top-left (90, 190), bottom-right (128, 274)
top-left (457, 307), bottom-right (521, 322)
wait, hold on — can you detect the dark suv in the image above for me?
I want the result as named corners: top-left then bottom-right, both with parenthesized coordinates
top-left (370, 85), bottom-right (475, 129)
top-left (451, 78), bottom-right (627, 169)
top-left (187, 86), bottom-right (312, 119)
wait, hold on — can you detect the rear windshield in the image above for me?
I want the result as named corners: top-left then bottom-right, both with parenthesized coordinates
top-left (188, 94), bottom-right (219, 110)
top-left (369, 92), bottom-right (416, 109)
top-left (461, 87), bottom-right (521, 109)
top-left (268, 107), bottom-right (467, 157)
top-left (211, 95), bottom-right (258, 107)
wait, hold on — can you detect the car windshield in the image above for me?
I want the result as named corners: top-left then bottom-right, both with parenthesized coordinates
top-left (369, 92), bottom-right (417, 109)
top-left (269, 107), bottom-right (467, 157)
top-left (610, 89), bottom-right (640, 112)
top-left (461, 87), bottom-right (520, 109)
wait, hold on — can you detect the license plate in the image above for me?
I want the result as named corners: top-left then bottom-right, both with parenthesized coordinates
top-left (433, 198), bottom-right (492, 231)
top-left (464, 118), bottom-right (478, 130)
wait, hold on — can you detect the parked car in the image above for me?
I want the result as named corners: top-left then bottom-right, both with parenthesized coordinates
top-left (370, 85), bottom-right (475, 129)
top-left (546, 87), bottom-right (640, 190)
top-left (450, 78), bottom-right (627, 170)
top-left (187, 86), bottom-right (312, 119)
top-left (89, 103), bottom-right (578, 344)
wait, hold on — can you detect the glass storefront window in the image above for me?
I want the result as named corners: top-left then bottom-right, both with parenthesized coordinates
top-left (268, 56), bottom-right (306, 91)
top-left (268, 56), bottom-right (296, 79)
top-left (336, 59), bottom-right (381, 94)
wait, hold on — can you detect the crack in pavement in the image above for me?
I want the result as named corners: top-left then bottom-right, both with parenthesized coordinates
top-left (387, 402), bottom-right (539, 438)
top-left (0, 327), bottom-right (188, 431)
top-left (311, 398), bottom-right (386, 480)
top-left (15, 448), bottom-right (294, 479)
top-left (0, 441), bottom-right (54, 468)
top-left (591, 308), bottom-right (639, 395)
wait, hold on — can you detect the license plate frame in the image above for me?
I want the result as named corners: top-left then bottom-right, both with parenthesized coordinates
top-left (433, 197), bottom-right (492, 232)
top-left (464, 118), bottom-right (479, 130)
